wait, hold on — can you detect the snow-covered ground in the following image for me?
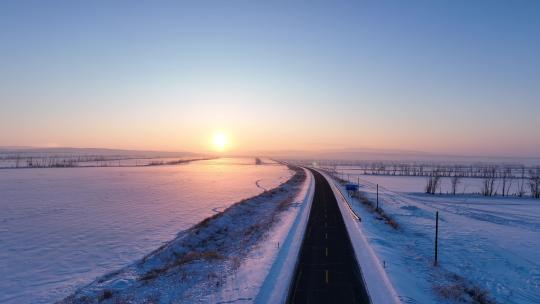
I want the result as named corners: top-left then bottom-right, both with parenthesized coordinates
top-left (332, 172), bottom-right (540, 303)
top-left (0, 156), bottom-right (197, 168)
top-left (337, 172), bottom-right (531, 196)
top-left (0, 158), bottom-right (292, 304)
top-left (60, 166), bottom-right (309, 303)
top-left (0, 147), bottom-right (199, 168)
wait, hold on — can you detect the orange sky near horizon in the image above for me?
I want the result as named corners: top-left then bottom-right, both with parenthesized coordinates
top-left (1, 2), bottom-right (539, 158)
top-left (4, 103), bottom-right (537, 158)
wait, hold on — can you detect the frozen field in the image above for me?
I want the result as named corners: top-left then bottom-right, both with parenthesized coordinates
top-left (338, 170), bottom-right (530, 196)
top-left (0, 158), bottom-right (292, 303)
top-left (337, 173), bottom-right (540, 303)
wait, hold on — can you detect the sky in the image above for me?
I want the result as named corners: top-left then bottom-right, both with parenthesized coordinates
top-left (1, 1), bottom-right (539, 157)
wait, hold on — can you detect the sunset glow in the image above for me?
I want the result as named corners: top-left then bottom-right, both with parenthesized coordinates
top-left (1, 2), bottom-right (539, 157)
top-left (1, 2), bottom-right (540, 303)
top-left (212, 132), bottom-right (228, 152)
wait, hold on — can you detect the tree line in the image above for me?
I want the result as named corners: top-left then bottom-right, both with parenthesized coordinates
top-left (424, 166), bottom-right (540, 198)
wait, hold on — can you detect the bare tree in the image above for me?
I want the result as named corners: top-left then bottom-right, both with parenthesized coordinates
top-left (517, 165), bottom-right (527, 197)
top-left (450, 174), bottom-right (461, 195)
top-left (481, 166), bottom-right (497, 196)
top-left (500, 167), bottom-right (512, 197)
top-left (425, 171), bottom-right (441, 195)
top-left (529, 167), bottom-right (540, 199)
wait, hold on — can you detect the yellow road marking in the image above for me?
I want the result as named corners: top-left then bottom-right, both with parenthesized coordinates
top-left (325, 270), bottom-right (329, 283)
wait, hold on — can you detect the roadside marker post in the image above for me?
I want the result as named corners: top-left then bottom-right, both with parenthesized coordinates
top-left (376, 184), bottom-right (379, 210)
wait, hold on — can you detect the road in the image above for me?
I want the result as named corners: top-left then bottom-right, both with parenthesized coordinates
top-left (287, 169), bottom-right (370, 304)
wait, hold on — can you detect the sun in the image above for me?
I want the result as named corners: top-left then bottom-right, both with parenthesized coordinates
top-left (212, 132), bottom-right (228, 152)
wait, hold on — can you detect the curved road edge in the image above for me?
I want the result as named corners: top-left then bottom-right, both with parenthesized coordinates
top-left (318, 169), bottom-right (401, 304)
top-left (255, 168), bottom-right (316, 304)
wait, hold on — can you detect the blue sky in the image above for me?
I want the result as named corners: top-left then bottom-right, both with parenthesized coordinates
top-left (1, 1), bottom-right (539, 156)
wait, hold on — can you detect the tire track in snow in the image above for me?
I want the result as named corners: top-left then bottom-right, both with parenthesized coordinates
top-left (255, 179), bottom-right (267, 192)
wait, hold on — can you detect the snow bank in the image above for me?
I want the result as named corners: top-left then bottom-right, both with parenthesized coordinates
top-left (0, 158), bottom-right (292, 303)
top-left (254, 169), bottom-right (314, 303)
top-left (60, 167), bottom-right (308, 303)
top-left (332, 172), bottom-right (540, 303)
top-left (319, 170), bottom-right (400, 304)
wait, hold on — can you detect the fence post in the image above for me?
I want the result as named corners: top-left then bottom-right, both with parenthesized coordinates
top-left (434, 211), bottom-right (439, 266)
top-left (376, 184), bottom-right (379, 210)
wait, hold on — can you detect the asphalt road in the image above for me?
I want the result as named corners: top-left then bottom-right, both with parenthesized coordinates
top-left (287, 169), bottom-right (370, 304)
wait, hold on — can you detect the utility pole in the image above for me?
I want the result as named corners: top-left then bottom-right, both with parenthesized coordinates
top-left (434, 211), bottom-right (439, 266)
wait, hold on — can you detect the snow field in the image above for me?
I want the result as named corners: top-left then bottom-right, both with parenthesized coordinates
top-left (60, 166), bottom-right (308, 303)
top-left (0, 158), bottom-right (292, 303)
top-left (334, 172), bottom-right (540, 304)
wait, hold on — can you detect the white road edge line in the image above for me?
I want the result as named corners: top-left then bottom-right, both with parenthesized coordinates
top-left (318, 169), bottom-right (401, 304)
